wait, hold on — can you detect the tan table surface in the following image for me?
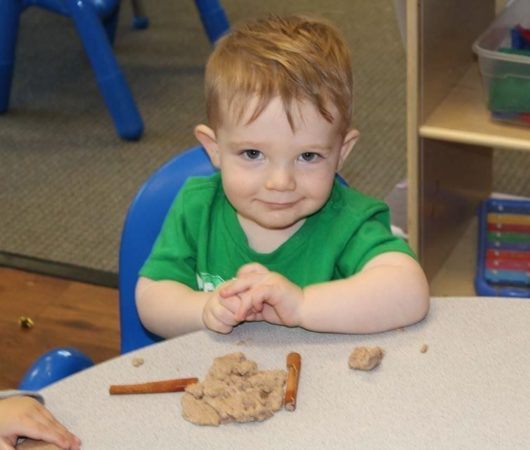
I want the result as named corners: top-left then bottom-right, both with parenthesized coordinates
top-left (40, 297), bottom-right (530, 449)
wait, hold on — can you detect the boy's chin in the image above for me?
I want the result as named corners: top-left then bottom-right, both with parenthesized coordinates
top-left (253, 216), bottom-right (305, 231)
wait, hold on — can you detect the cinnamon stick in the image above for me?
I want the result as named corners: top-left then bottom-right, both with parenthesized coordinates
top-left (109, 377), bottom-right (198, 395)
top-left (284, 352), bottom-right (301, 411)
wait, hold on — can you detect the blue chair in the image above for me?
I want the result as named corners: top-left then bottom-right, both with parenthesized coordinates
top-left (118, 145), bottom-right (216, 353)
top-left (194, 0), bottom-right (230, 43)
top-left (19, 146), bottom-right (217, 389)
top-left (0, 1), bottom-right (230, 141)
top-left (0, 0), bottom-right (144, 140)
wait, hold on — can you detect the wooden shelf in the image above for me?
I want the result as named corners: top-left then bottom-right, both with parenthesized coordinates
top-left (420, 64), bottom-right (530, 152)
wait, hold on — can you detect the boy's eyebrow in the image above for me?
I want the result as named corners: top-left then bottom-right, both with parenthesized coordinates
top-left (299, 144), bottom-right (333, 152)
top-left (228, 141), bottom-right (333, 152)
top-left (228, 140), bottom-right (265, 149)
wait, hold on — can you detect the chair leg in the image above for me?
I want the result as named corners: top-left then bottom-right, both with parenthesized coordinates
top-left (130, 0), bottom-right (149, 29)
top-left (194, 0), bottom-right (229, 43)
top-left (66, 0), bottom-right (143, 140)
top-left (103, 2), bottom-right (121, 44)
top-left (0, 0), bottom-right (21, 113)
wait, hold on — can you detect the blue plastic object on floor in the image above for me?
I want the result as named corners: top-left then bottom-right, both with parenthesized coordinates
top-left (18, 348), bottom-right (94, 390)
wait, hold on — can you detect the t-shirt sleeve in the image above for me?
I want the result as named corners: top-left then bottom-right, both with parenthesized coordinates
top-left (139, 190), bottom-right (198, 289)
top-left (337, 207), bottom-right (416, 276)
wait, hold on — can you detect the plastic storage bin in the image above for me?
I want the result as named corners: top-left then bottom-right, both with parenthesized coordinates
top-left (473, 0), bottom-right (530, 126)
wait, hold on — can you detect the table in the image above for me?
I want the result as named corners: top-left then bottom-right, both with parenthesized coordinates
top-left (38, 297), bottom-right (530, 449)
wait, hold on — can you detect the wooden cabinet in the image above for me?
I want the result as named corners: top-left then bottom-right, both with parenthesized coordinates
top-left (406, 0), bottom-right (530, 294)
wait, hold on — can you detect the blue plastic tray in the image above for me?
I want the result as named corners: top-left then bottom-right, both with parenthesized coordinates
top-left (475, 198), bottom-right (530, 298)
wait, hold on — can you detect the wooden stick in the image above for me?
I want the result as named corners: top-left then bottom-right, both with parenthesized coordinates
top-left (284, 352), bottom-right (301, 411)
top-left (109, 377), bottom-right (198, 395)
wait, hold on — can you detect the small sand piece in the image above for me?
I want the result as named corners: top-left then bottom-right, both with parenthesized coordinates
top-left (131, 357), bottom-right (144, 367)
top-left (420, 344), bottom-right (428, 353)
top-left (181, 352), bottom-right (287, 426)
top-left (349, 346), bottom-right (384, 371)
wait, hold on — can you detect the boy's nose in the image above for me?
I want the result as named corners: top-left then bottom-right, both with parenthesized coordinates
top-left (265, 166), bottom-right (296, 191)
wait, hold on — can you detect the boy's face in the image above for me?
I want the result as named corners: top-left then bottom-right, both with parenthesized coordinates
top-left (196, 96), bottom-right (358, 233)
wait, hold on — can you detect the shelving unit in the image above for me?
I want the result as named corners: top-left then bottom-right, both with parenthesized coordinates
top-left (406, 0), bottom-right (530, 295)
top-left (421, 66), bottom-right (530, 151)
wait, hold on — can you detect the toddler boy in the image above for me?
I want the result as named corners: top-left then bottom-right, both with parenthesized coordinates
top-left (136, 15), bottom-right (429, 337)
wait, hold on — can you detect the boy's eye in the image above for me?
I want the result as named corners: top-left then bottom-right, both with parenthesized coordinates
top-left (299, 152), bottom-right (321, 162)
top-left (242, 149), bottom-right (263, 160)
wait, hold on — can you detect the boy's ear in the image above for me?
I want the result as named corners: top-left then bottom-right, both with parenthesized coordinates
top-left (194, 124), bottom-right (220, 167)
top-left (337, 129), bottom-right (360, 170)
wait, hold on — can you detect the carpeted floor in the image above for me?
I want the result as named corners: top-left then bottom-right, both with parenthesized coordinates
top-left (0, 0), bottom-right (528, 282)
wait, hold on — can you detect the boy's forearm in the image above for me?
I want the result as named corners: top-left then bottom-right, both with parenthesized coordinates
top-left (136, 277), bottom-right (209, 338)
top-left (300, 255), bottom-right (430, 333)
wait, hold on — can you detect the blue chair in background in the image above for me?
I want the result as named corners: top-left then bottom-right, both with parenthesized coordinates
top-left (194, 0), bottom-right (230, 43)
top-left (19, 146), bottom-right (217, 390)
top-left (0, 0), bottom-right (144, 140)
top-left (0, 0), bottom-right (229, 140)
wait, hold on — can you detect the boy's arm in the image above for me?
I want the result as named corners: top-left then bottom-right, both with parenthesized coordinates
top-left (222, 253), bottom-right (429, 334)
top-left (136, 277), bottom-right (242, 337)
top-left (300, 252), bottom-right (430, 333)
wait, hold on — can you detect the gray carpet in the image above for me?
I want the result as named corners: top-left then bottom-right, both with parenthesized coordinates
top-left (0, 0), bottom-right (528, 281)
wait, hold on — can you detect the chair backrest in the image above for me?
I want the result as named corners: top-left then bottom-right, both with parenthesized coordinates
top-left (118, 146), bottom-right (216, 354)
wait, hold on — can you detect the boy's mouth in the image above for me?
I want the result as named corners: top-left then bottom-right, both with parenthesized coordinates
top-left (260, 200), bottom-right (299, 209)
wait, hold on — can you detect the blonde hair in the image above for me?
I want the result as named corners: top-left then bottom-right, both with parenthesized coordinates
top-left (204, 15), bottom-right (353, 133)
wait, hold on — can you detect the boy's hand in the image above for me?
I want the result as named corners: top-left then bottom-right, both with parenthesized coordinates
top-left (0, 396), bottom-right (81, 450)
top-left (220, 263), bottom-right (304, 327)
top-left (202, 287), bottom-right (243, 334)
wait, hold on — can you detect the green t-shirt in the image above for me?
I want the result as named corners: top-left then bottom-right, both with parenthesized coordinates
top-left (140, 173), bottom-right (415, 291)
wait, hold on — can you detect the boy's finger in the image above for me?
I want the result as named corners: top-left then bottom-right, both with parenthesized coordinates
top-left (203, 309), bottom-right (229, 334)
top-left (237, 263), bottom-right (268, 276)
top-left (235, 292), bottom-right (255, 322)
top-left (219, 276), bottom-right (255, 297)
top-left (219, 295), bottom-right (240, 314)
top-left (207, 312), bottom-right (233, 334)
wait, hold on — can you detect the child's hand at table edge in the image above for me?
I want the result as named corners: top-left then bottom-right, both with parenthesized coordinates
top-left (0, 396), bottom-right (81, 450)
top-left (202, 286), bottom-right (244, 334)
top-left (220, 263), bottom-right (304, 327)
